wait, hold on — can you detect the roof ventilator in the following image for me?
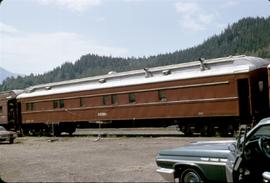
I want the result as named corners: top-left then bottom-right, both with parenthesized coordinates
top-left (45, 86), bottom-right (51, 90)
top-left (108, 71), bottom-right (117, 75)
top-left (26, 88), bottom-right (35, 93)
top-left (99, 78), bottom-right (106, 83)
top-left (199, 58), bottom-right (210, 71)
top-left (144, 68), bottom-right (153, 78)
top-left (162, 69), bottom-right (171, 76)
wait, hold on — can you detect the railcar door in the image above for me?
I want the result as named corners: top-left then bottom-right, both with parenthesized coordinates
top-left (7, 99), bottom-right (16, 130)
top-left (251, 79), bottom-right (269, 121)
top-left (16, 102), bottom-right (22, 133)
top-left (7, 99), bottom-right (21, 131)
top-left (237, 79), bottom-right (251, 120)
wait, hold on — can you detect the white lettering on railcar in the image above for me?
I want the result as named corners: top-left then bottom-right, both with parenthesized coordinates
top-left (198, 112), bottom-right (204, 116)
top-left (97, 112), bottom-right (107, 117)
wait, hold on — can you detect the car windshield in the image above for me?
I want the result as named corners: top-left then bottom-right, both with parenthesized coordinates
top-left (0, 126), bottom-right (6, 131)
top-left (249, 125), bottom-right (270, 140)
top-left (253, 125), bottom-right (270, 136)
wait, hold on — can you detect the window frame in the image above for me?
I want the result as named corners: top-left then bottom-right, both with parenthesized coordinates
top-left (59, 99), bottom-right (65, 108)
top-left (158, 90), bottom-right (167, 101)
top-left (111, 94), bottom-right (117, 105)
top-left (128, 93), bottom-right (136, 103)
top-left (53, 100), bottom-right (58, 109)
top-left (26, 103), bottom-right (35, 111)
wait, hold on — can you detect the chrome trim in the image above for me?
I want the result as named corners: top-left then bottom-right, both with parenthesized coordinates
top-left (157, 159), bottom-right (227, 166)
top-left (200, 157), bottom-right (228, 163)
top-left (156, 167), bottom-right (175, 182)
top-left (209, 158), bottom-right (219, 162)
top-left (220, 158), bottom-right (228, 162)
top-left (263, 172), bottom-right (270, 182)
top-left (225, 164), bottom-right (233, 182)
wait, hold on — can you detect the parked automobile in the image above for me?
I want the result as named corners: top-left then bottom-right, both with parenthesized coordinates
top-left (0, 126), bottom-right (17, 144)
top-left (156, 117), bottom-right (270, 182)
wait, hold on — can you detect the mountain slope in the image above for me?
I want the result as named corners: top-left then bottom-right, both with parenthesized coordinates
top-left (0, 67), bottom-right (17, 84)
top-left (1, 16), bottom-right (270, 91)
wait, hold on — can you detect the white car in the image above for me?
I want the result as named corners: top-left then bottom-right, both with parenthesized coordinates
top-left (0, 126), bottom-right (17, 144)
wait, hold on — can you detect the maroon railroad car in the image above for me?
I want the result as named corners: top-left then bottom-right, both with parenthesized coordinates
top-left (0, 90), bottom-right (23, 131)
top-left (13, 55), bottom-right (270, 136)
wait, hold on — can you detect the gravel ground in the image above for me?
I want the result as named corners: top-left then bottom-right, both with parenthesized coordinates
top-left (0, 136), bottom-right (232, 182)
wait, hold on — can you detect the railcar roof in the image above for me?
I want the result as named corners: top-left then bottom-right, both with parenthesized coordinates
top-left (0, 90), bottom-right (24, 100)
top-left (17, 55), bottom-right (270, 99)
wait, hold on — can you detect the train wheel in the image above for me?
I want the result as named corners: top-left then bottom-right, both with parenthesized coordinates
top-left (53, 128), bottom-right (61, 136)
top-left (201, 125), bottom-right (218, 137)
top-left (200, 125), bottom-right (209, 137)
top-left (183, 124), bottom-right (194, 136)
top-left (51, 124), bottom-right (61, 136)
top-left (22, 129), bottom-right (30, 136)
top-left (227, 125), bottom-right (235, 137)
top-left (9, 138), bottom-right (14, 144)
top-left (219, 124), bottom-right (234, 137)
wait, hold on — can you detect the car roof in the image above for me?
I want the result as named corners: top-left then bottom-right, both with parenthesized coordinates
top-left (245, 118), bottom-right (270, 138)
top-left (257, 117), bottom-right (270, 126)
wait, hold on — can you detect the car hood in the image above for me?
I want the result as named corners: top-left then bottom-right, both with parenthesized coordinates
top-left (0, 131), bottom-right (16, 135)
top-left (159, 140), bottom-right (236, 158)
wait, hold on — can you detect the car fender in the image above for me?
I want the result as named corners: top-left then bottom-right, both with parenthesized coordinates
top-left (173, 162), bottom-right (206, 180)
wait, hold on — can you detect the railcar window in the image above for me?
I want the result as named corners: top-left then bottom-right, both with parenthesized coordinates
top-left (0, 106), bottom-right (2, 115)
top-left (26, 103), bottom-right (35, 111)
top-left (103, 95), bottom-right (111, 105)
top-left (80, 97), bottom-right (84, 107)
top-left (158, 90), bottom-right (167, 101)
top-left (26, 103), bottom-right (30, 111)
top-left (59, 100), bottom-right (65, 108)
top-left (128, 93), bottom-right (136, 103)
top-left (53, 100), bottom-right (65, 108)
top-left (53, 100), bottom-right (58, 109)
top-left (111, 94), bottom-right (117, 105)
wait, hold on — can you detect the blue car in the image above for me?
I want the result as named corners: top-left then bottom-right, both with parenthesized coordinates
top-left (156, 118), bottom-right (270, 182)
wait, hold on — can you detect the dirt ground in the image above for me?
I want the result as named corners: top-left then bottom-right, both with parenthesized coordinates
top-left (0, 136), bottom-right (232, 182)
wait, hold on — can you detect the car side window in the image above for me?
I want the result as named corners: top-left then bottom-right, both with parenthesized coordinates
top-left (253, 125), bottom-right (270, 137)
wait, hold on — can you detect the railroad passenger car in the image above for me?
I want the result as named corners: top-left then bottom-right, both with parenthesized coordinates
top-left (0, 90), bottom-right (23, 131)
top-left (12, 55), bottom-right (270, 136)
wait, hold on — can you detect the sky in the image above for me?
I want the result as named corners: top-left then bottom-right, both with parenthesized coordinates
top-left (0, 0), bottom-right (269, 75)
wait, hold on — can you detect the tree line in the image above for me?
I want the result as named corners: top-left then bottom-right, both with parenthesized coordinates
top-left (1, 17), bottom-right (270, 91)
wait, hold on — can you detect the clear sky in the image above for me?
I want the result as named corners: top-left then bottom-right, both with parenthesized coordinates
top-left (0, 0), bottom-right (269, 75)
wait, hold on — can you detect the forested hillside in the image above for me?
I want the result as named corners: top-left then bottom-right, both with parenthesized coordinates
top-left (1, 17), bottom-right (270, 91)
top-left (0, 67), bottom-right (17, 84)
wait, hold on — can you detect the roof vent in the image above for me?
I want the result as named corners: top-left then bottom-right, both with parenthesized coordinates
top-left (108, 71), bottom-right (117, 75)
top-left (162, 69), bottom-right (171, 76)
top-left (26, 88), bottom-right (35, 93)
top-left (45, 86), bottom-right (52, 90)
top-left (99, 78), bottom-right (106, 83)
top-left (199, 58), bottom-right (210, 71)
top-left (144, 68), bottom-right (153, 78)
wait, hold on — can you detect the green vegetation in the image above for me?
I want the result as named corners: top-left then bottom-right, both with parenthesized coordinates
top-left (1, 17), bottom-right (270, 91)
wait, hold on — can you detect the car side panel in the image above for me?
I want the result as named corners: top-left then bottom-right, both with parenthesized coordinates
top-left (157, 156), bottom-right (227, 182)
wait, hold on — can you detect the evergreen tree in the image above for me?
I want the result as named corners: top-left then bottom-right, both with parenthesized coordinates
top-left (1, 17), bottom-right (270, 91)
